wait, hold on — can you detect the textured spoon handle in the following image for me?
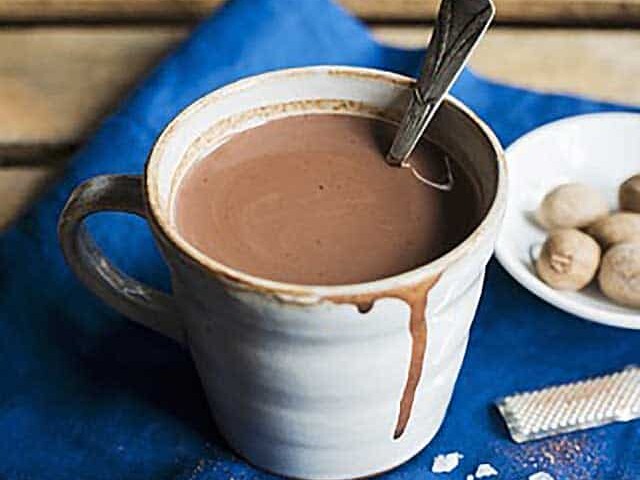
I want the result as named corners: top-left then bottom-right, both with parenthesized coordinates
top-left (387, 0), bottom-right (495, 165)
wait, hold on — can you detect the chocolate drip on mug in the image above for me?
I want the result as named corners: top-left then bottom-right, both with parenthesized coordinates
top-left (328, 274), bottom-right (440, 439)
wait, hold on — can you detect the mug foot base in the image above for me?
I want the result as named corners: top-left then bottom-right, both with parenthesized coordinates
top-left (216, 416), bottom-right (445, 480)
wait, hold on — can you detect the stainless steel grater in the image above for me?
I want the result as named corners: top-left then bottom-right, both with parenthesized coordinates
top-left (496, 365), bottom-right (640, 443)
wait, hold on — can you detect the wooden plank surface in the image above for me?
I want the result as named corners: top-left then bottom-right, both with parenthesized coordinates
top-left (376, 26), bottom-right (640, 105)
top-left (1, 24), bottom-right (640, 229)
top-left (0, 26), bottom-right (185, 146)
top-left (1, 25), bottom-right (638, 151)
top-left (1, 0), bottom-right (640, 25)
top-left (348, 0), bottom-right (640, 23)
top-left (0, 167), bottom-right (59, 228)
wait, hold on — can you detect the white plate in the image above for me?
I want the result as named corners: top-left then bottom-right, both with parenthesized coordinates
top-left (495, 112), bottom-right (640, 329)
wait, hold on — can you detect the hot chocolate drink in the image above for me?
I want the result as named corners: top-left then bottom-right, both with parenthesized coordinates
top-left (174, 113), bottom-right (480, 285)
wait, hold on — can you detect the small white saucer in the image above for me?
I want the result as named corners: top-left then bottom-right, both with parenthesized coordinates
top-left (495, 112), bottom-right (640, 329)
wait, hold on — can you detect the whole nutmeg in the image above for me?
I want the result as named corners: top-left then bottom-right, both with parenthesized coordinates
top-left (586, 212), bottom-right (640, 249)
top-left (598, 242), bottom-right (640, 308)
top-left (535, 229), bottom-right (601, 291)
top-left (536, 183), bottom-right (608, 230)
top-left (619, 174), bottom-right (640, 213)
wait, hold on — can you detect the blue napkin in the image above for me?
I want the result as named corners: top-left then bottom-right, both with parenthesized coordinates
top-left (1, 0), bottom-right (639, 478)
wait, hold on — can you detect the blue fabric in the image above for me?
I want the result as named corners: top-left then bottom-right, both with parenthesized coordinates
top-left (1, 0), bottom-right (638, 478)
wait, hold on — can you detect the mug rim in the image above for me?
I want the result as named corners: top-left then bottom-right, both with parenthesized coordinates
top-left (144, 65), bottom-right (507, 300)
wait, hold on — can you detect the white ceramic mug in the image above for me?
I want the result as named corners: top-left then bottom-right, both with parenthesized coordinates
top-left (59, 66), bottom-right (507, 480)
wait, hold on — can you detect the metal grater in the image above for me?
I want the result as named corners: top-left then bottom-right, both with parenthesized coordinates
top-left (496, 365), bottom-right (640, 443)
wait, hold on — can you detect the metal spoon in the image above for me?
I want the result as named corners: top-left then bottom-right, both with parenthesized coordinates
top-left (386, 0), bottom-right (495, 191)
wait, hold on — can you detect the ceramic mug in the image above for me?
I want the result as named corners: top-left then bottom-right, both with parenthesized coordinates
top-left (59, 66), bottom-right (507, 480)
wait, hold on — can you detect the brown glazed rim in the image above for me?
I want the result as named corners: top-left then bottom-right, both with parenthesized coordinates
top-left (144, 66), bottom-right (507, 302)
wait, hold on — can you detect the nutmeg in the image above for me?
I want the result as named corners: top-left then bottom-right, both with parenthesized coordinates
top-left (587, 212), bottom-right (640, 249)
top-left (619, 174), bottom-right (640, 213)
top-left (536, 183), bottom-right (608, 230)
top-left (598, 242), bottom-right (640, 308)
top-left (535, 229), bottom-right (601, 291)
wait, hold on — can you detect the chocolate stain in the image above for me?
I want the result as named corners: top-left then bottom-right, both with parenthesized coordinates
top-left (356, 302), bottom-right (374, 314)
top-left (328, 274), bottom-right (441, 439)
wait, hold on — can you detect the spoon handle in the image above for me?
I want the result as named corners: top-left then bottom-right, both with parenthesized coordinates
top-left (387, 0), bottom-right (495, 165)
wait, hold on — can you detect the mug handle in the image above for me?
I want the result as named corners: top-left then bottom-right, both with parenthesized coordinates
top-left (58, 174), bottom-right (185, 345)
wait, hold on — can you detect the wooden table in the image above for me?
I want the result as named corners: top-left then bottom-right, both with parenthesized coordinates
top-left (2, 0), bottom-right (640, 229)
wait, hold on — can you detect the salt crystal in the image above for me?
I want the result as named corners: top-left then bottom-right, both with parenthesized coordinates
top-left (466, 475), bottom-right (475, 480)
top-left (475, 463), bottom-right (498, 478)
top-left (529, 473), bottom-right (555, 480)
top-left (431, 452), bottom-right (464, 473)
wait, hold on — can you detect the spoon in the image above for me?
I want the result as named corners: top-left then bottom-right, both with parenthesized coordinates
top-left (386, 0), bottom-right (495, 190)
